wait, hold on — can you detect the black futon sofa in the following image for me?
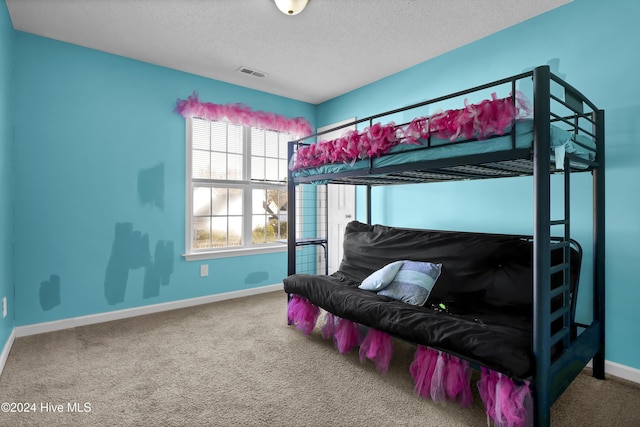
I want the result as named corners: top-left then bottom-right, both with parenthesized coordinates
top-left (283, 221), bottom-right (581, 379)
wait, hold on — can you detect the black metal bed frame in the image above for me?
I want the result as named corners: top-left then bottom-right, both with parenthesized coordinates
top-left (286, 65), bottom-right (605, 426)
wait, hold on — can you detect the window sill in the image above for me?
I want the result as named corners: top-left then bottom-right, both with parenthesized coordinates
top-left (182, 244), bottom-right (287, 261)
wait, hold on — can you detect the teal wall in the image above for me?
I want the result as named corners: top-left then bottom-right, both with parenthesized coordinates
top-left (0, 1), bottom-right (15, 348)
top-left (317, 0), bottom-right (640, 371)
top-left (10, 31), bottom-right (314, 326)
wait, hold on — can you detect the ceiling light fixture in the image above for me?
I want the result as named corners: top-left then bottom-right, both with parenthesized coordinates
top-left (274, 0), bottom-right (309, 16)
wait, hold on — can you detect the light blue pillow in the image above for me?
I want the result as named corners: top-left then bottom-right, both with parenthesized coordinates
top-left (358, 260), bottom-right (404, 291)
top-left (377, 260), bottom-right (442, 306)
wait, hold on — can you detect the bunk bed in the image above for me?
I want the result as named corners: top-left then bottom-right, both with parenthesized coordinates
top-left (283, 66), bottom-right (605, 426)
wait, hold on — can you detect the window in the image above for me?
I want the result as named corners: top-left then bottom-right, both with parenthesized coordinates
top-left (185, 117), bottom-right (291, 259)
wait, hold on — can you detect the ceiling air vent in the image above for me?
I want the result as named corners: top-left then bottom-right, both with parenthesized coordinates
top-left (237, 66), bottom-right (267, 78)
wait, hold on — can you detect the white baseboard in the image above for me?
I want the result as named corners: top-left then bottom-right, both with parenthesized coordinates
top-left (600, 360), bottom-right (640, 385)
top-left (14, 283), bottom-right (283, 338)
top-left (0, 328), bottom-right (16, 376)
top-left (4, 283), bottom-right (640, 388)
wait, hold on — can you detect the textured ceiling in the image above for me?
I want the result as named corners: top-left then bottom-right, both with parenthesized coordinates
top-left (7, 0), bottom-right (572, 104)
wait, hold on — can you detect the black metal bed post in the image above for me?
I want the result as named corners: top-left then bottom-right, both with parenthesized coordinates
top-left (366, 116), bottom-right (374, 226)
top-left (562, 145), bottom-right (572, 345)
top-left (592, 109), bottom-right (606, 379)
top-left (287, 141), bottom-right (296, 277)
top-left (366, 185), bottom-right (372, 225)
top-left (532, 65), bottom-right (552, 427)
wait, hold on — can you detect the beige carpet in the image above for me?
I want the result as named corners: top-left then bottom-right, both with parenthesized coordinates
top-left (1, 290), bottom-right (639, 427)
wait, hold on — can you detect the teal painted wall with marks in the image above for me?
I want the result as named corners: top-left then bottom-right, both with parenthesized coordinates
top-left (10, 31), bottom-right (314, 326)
top-left (0, 1), bottom-right (15, 348)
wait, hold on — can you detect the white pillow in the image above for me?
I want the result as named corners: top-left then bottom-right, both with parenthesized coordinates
top-left (358, 261), bottom-right (404, 291)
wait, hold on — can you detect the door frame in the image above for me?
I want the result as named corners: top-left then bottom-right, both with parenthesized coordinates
top-left (317, 119), bottom-right (357, 274)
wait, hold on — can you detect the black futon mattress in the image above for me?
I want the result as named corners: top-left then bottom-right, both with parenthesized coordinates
top-left (283, 221), bottom-right (580, 379)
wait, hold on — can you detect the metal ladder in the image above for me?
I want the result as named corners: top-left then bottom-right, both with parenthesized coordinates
top-left (549, 156), bottom-right (573, 351)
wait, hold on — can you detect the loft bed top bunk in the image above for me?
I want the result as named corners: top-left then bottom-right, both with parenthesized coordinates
top-left (288, 66), bottom-right (602, 186)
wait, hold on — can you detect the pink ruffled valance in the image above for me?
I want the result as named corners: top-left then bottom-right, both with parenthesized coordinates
top-left (174, 91), bottom-right (313, 137)
top-left (290, 92), bottom-right (532, 171)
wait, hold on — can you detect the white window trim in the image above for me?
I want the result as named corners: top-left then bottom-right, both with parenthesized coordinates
top-left (182, 244), bottom-right (286, 261)
top-left (182, 117), bottom-right (289, 261)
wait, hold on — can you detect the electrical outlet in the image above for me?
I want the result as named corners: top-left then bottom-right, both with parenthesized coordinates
top-left (200, 264), bottom-right (209, 277)
top-left (2, 297), bottom-right (6, 318)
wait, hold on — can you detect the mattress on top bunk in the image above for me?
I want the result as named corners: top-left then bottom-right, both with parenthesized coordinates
top-left (291, 120), bottom-right (595, 180)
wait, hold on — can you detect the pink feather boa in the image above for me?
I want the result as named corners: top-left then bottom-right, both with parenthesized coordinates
top-left (175, 91), bottom-right (313, 137)
top-left (290, 92), bottom-right (532, 171)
